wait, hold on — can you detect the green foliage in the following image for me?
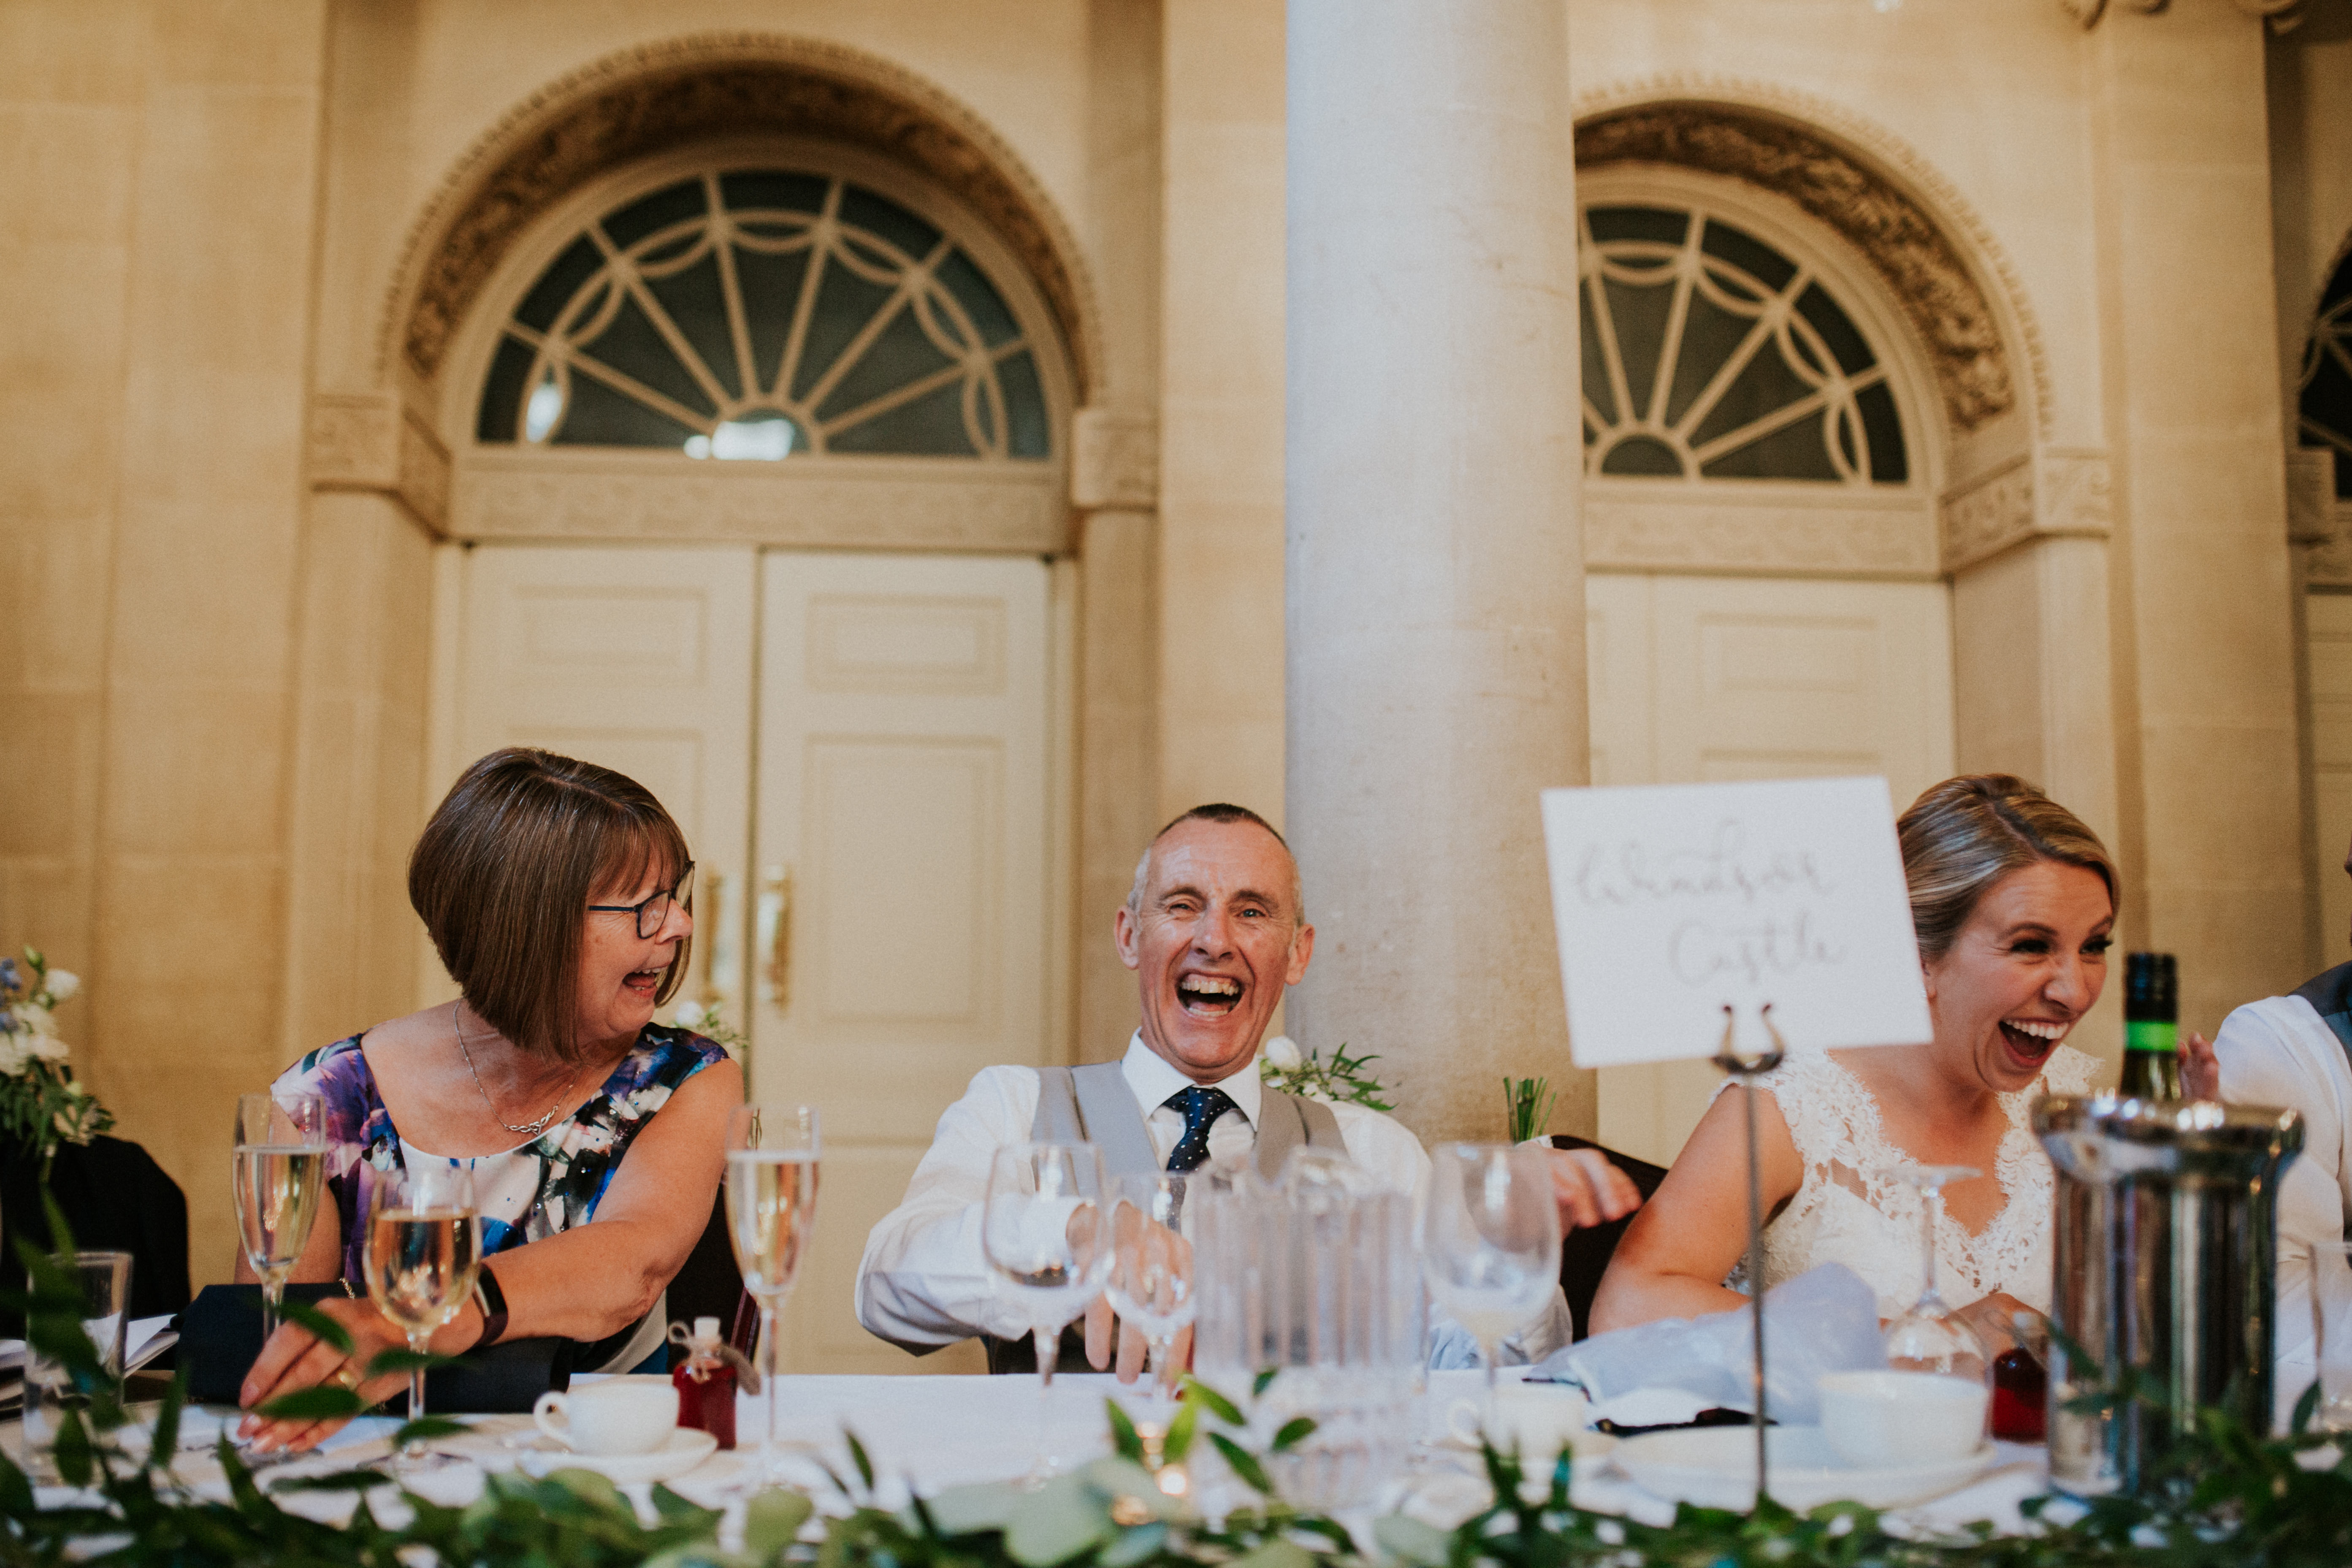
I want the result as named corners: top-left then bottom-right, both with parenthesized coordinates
top-left (1502, 1077), bottom-right (1556, 1143)
top-left (1258, 1041), bottom-right (1393, 1113)
top-left (0, 946), bottom-right (111, 1162)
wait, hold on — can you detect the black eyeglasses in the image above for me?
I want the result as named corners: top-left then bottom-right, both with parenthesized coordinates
top-left (589, 862), bottom-right (695, 939)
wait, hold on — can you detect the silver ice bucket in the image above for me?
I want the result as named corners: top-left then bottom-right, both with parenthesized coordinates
top-left (2036, 1094), bottom-right (2302, 1495)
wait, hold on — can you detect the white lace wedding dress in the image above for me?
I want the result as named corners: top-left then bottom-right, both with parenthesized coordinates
top-left (1711, 1045), bottom-right (2099, 1319)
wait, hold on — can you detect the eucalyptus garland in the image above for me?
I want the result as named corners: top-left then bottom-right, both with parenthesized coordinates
top-left (7, 1202), bottom-right (2352, 1568)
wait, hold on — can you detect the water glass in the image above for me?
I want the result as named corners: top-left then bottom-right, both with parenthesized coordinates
top-left (982, 1142), bottom-right (1110, 1485)
top-left (16, 1251), bottom-right (133, 1485)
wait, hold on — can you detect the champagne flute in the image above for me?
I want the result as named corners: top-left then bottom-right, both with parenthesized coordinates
top-left (362, 1164), bottom-right (482, 1471)
top-left (1104, 1173), bottom-right (1195, 1465)
top-left (726, 1103), bottom-right (820, 1487)
top-left (1421, 1143), bottom-right (1562, 1428)
top-left (233, 1091), bottom-right (328, 1345)
top-left (982, 1142), bottom-right (1111, 1486)
top-left (1883, 1164), bottom-right (1994, 1397)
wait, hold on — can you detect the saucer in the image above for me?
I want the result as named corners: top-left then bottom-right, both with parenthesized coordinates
top-left (516, 1427), bottom-right (721, 1485)
top-left (1612, 1424), bottom-right (1998, 1511)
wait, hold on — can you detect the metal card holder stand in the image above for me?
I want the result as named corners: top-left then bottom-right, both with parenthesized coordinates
top-left (1712, 1002), bottom-right (1788, 1506)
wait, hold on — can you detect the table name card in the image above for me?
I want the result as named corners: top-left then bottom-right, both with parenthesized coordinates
top-left (1539, 777), bottom-right (1932, 1066)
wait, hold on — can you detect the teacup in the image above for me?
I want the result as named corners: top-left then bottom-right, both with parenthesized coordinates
top-left (531, 1380), bottom-right (678, 1457)
top-left (1815, 1369), bottom-right (1988, 1469)
top-left (1446, 1385), bottom-right (1602, 1459)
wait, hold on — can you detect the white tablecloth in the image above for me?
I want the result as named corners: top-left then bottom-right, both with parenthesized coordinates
top-left (27, 1369), bottom-right (2057, 1541)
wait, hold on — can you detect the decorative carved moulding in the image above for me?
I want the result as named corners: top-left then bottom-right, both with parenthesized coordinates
top-left (306, 393), bottom-right (452, 530)
top-left (453, 452), bottom-right (1067, 553)
top-left (1576, 104), bottom-right (2013, 436)
top-left (1938, 447), bottom-right (2111, 574)
top-left (1582, 483), bottom-right (1938, 577)
top-left (2061, 0), bottom-right (2306, 32)
top-left (1069, 408), bottom-right (1159, 512)
top-left (390, 35), bottom-right (1095, 401)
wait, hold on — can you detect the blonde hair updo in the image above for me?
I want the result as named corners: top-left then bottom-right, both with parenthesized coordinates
top-left (1897, 775), bottom-right (2117, 963)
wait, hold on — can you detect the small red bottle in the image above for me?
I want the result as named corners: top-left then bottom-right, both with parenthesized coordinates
top-left (1990, 1346), bottom-right (2046, 1442)
top-left (671, 1316), bottom-right (739, 1450)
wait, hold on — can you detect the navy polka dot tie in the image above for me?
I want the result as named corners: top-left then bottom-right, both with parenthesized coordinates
top-left (1164, 1085), bottom-right (1237, 1173)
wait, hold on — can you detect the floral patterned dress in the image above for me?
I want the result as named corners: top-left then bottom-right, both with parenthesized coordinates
top-left (272, 1023), bottom-right (725, 1368)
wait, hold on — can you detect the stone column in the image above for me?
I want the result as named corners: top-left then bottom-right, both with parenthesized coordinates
top-left (2090, 5), bottom-right (2305, 1034)
top-left (1285, 0), bottom-right (1588, 1141)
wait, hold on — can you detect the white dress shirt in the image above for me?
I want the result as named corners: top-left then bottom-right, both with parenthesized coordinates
top-left (856, 1033), bottom-right (1573, 1364)
top-left (2214, 992), bottom-right (2352, 1426)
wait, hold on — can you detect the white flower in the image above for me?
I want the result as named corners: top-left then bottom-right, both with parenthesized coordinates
top-left (674, 999), bottom-right (707, 1029)
top-left (27, 1031), bottom-right (70, 1062)
top-left (0, 1032), bottom-right (32, 1077)
top-left (42, 970), bottom-right (77, 1004)
top-left (14, 1002), bottom-right (56, 1037)
top-left (1263, 1034), bottom-right (1303, 1072)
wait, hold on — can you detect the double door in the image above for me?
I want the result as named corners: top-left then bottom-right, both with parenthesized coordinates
top-left (439, 544), bottom-right (1056, 1373)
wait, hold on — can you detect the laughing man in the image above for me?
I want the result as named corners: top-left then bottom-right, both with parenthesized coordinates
top-left (854, 803), bottom-right (1641, 1375)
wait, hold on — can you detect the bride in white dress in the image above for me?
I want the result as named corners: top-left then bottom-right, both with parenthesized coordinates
top-left (1591, 775), bottom-right (2126, 1349)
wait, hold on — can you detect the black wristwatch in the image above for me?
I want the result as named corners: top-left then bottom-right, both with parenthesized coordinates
top-left (471, 1264), bottom-right (509, 1350)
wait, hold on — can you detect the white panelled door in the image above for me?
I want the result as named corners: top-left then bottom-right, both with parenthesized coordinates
top-left (2306, 593), bottom-right (2352, 958)
top-left (1586, 572), bottom-right (1954, 1170)
top-left (443, 545), bottom-right (758, 1021)
top-left (753, 552), bottom-right (1051, 1375)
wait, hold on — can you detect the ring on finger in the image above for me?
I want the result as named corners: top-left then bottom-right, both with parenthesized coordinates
top-left (331, 1363), bottom-right (363, 1391)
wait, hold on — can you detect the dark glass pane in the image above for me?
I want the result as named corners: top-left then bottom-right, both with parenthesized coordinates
top-left (1706, 266), bottom-right (1763, 304)
top-left (1795, 282), bottom-right (1874, 376)
top-left (1603, 276), bottom-right (1673, 416)
top-left (1701, 409), bottom-right (1837, 480)
top-left (575, 292), bottom-right (716, 419)
top-left (1580, 278), bottom-right (1617, 426)
top-left (791, 257), bottom-right (897, 401)
top-left (1582, 416), bottom-right (1600, 449)
top-left (515, 237), bottom-right (603, 333)
top-left (1689, 337), bottom-right (1817, 451)
top-left (721, 170), bottom-right (828, 215)
top-left (818, 302), bottom-right (956, 422)
top-left (2301, 344), bottom-right (2352, 465)
top-left (1665, 292), bottom-right (1754, 428)
top-left (734, 246), bottom-right (810, 395)
top-left (973, 373), bottom-right (999, 447)
top-left (477, 334), bottom-right (535, 443)
top-left (1600, 435), bottom-right (1684, 476)
top-left (550, 373), bottom-right (699, 448)
top-left (826, 379), bottom-right (975, 456)
top-left (998, 349), bottom-right (1049, 458)
top-left (938, 250), bottom-right (1022, 348)
top-left (1700, 221), bottom-right (1798, 295)
top-left (601, 179), bottom-right (707, 252)
top-left (1856, 382), bottom-right (1908, 484)
top-left (840, 184), bottom-right (942, 263)
top-left (2322, 252), bottom-right (2352, 314)
top-left (2339, 450), bottom-right (2351, 501)
top-left (1588, 206), bottom-right (1688, 246)
top-left (1835, 404), bottom-right (1859, 471)
top-left (644, 251), bottom-right (739, 399)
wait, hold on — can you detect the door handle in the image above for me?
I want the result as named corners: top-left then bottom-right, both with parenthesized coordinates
top-left (761, 867), bottom-right (794, 1014)
top-left (694, 869), bottom-right (722, 1010)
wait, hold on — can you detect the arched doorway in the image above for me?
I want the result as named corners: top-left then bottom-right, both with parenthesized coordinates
top-left (408, 71), bottom-right (1088, 1373)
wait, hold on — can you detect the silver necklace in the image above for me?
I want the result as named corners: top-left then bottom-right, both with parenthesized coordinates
top-left (452, 1002), bottom-right (580, 1139)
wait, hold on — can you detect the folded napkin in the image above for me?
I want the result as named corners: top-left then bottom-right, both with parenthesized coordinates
top-left (177, 1285), bottom-right (574, 1413)
top-left (1527, 1262), bottom-right (1886, 1427)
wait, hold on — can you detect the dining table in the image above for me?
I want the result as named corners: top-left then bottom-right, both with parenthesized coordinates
top-left (15, 1368), bottom-right (2059, 1545)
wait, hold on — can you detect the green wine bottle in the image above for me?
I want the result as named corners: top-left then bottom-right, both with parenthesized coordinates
top-left (2120, 950), bottom-right (2181, 1100)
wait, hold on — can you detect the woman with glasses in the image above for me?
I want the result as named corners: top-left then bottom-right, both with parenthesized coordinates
top-left (234, 747), bottom-right (740, 1454)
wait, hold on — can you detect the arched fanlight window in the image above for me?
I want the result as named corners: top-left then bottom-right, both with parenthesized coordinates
top-left (476, 168), bottom-right (1050, 461)
top-left (2301, 250), bottom-right (2352, 499)
top-left (1581, 203), bottom-right (1908, 485)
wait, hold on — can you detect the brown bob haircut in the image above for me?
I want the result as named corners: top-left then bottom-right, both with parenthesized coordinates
top-left (409, 747), bottom-right (693, 1062)
top-left (1897, 774), bottom-right (2118, 964)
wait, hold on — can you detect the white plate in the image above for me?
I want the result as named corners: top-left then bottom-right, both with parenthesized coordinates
top-left (515, 1427), bottom-right (720, 1486)
top-left (1612, 1424), bottom-right (1997, 1511)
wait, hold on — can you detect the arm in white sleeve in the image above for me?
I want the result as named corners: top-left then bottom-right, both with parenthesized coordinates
top-left (2215, 996), bottom-right (2352, 1424)
top-left (1330, 1102), bottom-right (1577, 1368)
top-left (855, 1065), bottom-right (1046, 1352)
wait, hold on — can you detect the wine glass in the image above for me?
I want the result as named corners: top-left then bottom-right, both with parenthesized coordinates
top-left (726, 1103), bottom-right (820, 1487)
top-left (1883, 1164), bottom-right (1994, 1433)
top-left (982, 1142), bottom-right (1111, 1486)
top-left (1422, 1143), bottom-right (1562, 1427)
top-left (1104, 1173), bottom-right (1195, 1468)
top-left (361, 1163), bottom-right (481, 1471)
top-left (233, 1091), bottom-right (328, 1344)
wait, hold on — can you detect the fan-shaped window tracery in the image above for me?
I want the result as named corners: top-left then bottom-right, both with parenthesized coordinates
top-left (476, 168), bottom-right (1050, 461)
top-left (1581, 202), bottom-right (1908, 486)
top-left (2301, 250), bottom-right (2352, 500)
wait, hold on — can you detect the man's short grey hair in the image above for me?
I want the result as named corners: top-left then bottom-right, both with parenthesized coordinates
top-left (1125, 803), bottom-right (1304, 923)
